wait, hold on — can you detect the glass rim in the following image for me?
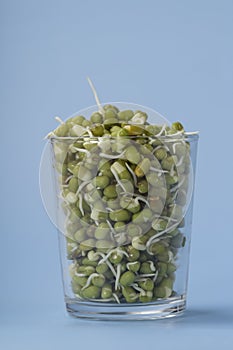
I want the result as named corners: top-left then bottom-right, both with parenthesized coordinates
top-left (49, 132), bottom-right (199, 143)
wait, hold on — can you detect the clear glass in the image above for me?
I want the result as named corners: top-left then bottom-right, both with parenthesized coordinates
top-left (40, 103), bottom-right (199, 320)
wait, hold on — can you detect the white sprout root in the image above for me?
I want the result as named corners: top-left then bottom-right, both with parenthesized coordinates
top-left (148, 261), bottom-right (156, 272)
top-left (156, 124), bottom-right (167, 137)
top-left (55, 116), bottom-right (65, 124)
top-left (112, 293), bottom-right (121, 304)
top-left (74, 272), bottom-right (87, 277)
top-left (78, 193), bottom-right (84, 216)
top-left (99, 246), bottom-right (129, 265)
top-left (175, 156), bottom-right (184, 167)
top-left (146, 222), bottom-right (180, 254)
top-left (131, 283), bottom-right (146, 296)
top-left (153, 270), bottom-right (159, 282)
top-left (106, 220), bottom-right (117, 242)
top-left (81, 273), bottom-right (99, 290)
top-left (65, 175), bottom-right (74, 183)
top-left (86, 127), bottom-right (94, 138)
top-left (150, 166), bottom-right (169, 174)
top-left (87, 77), bottom-right (104, 114)
top-left (125, 162), bottom-right (138, 186)
top-left (172, 142), bottom-right (181, 154)
top-left (135, 273), bottom-right (157, 280)
top-left (105, 260), bottom-right (117, 278)
top-left (72, 147), bottom-right (91, 156)
top-left (184, 131), bottom-right (200, 135)
top-left (99, 151), bottom-right (125, 159)
top-left (110, 166), bottom-right (128, 192)
top-left (170, 175), bottom-right (186, 193)
top-left (115, 264), bottom-right (122, 291)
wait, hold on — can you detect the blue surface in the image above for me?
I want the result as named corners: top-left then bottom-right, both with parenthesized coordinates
top-left (1, 0), bottom-right (233, 348)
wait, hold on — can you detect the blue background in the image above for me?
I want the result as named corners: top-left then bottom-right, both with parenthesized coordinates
top-left (1, 0), bottom-right (233, 348)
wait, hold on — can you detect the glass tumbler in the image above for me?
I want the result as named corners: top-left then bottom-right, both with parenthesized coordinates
top-left (40, 103), bottom-right (199, 320)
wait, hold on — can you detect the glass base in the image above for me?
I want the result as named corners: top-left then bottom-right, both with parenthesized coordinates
top-left (66, 295), bottom-right (186, 320)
